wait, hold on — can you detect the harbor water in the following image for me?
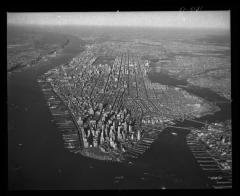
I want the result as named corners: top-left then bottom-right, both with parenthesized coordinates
top-left (8, 34), bottom-right (231, 190)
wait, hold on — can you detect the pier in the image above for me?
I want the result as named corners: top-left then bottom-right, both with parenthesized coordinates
top-left (186, 132), bottom-right (232, 189)
top-left (38, 77), bottom-right (84, 153)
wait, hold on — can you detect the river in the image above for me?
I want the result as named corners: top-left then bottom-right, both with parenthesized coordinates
top-left (8, 33), bottom-right (231, 190)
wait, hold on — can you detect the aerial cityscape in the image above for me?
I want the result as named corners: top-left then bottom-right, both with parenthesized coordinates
top-left (8, 12), bottom-right (231, 190)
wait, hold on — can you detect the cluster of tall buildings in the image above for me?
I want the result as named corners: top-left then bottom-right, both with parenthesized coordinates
top-left (78, 103), bottom-right (142, 152)
top-left (49, 50), bottom-right (145, 154)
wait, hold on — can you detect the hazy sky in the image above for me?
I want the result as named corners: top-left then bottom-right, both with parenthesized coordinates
top-left (7, 11), bottom-right (230, 29)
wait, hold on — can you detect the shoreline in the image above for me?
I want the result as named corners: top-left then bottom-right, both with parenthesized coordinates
top-left (35, 39), bottom-right (230, 165)
top-left (7, 37), bottom-right (71, 74)
top-left (8, 29), bottom-right (231, 189)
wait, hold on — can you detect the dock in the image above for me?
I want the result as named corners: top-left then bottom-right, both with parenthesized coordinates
top-left (38, 76), bottom-right (84, 153)
top-left (186, 132), bottom-right (232, 189)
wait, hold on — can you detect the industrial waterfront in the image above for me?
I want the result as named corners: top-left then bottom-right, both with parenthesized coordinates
top-left (8, 32), bottom-right (231, 190)
top-left (7, 10), bottom-right (232, 189)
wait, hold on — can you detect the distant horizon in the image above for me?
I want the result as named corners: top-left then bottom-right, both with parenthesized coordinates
top-left (7, 12), bottom-right (230, 30)
top-left (7, 23), bottom-right (230, 31)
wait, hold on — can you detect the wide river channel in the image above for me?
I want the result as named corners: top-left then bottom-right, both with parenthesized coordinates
top-left (8, 34), bottom-right (231, 190)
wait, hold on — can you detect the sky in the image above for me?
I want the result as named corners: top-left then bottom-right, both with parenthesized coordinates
top-left (7, 11), bottom-right (230, 29)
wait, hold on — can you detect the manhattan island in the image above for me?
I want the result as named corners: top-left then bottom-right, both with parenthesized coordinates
top-left (38, 42), bottom-right (219, 162)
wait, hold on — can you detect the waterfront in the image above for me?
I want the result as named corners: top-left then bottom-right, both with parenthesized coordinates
top-left (8, 33), bottom-right (231, 190)
top-left (148, 70), bottom-right (231, 124)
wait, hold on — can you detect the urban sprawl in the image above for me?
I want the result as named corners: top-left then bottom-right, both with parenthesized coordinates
top-left (38, 42), bottom-right (231, 187)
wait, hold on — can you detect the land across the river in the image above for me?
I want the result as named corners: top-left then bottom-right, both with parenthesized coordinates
top-left (8, 32), bottom-right (231, 189)
top-left (7, 39), bottom-right (70, 74)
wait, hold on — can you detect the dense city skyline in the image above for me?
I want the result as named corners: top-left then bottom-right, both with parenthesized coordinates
top-left (8, 13), bottom-right (231, 190)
